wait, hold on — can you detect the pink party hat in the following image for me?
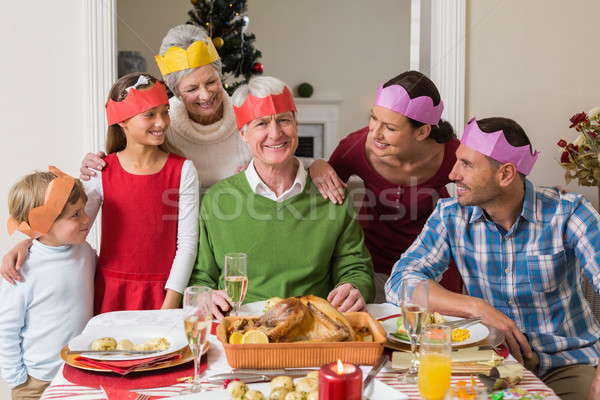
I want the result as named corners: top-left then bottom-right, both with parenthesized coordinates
top-left (461, 117), bottom-right (539, 175)
top-left (374, 82), bottom-right (444, 125)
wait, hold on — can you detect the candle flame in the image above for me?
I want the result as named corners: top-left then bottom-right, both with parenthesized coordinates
top-left (337, 359), bottom-right (344, 374)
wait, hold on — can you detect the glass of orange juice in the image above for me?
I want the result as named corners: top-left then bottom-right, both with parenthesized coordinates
top-left (418, 324), bottom-right (452, 400)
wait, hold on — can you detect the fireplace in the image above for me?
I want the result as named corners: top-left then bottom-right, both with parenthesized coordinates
top-left (294, 97), bottom-right (343, 159)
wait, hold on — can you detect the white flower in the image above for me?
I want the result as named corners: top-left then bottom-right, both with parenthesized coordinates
top-left (573, 133), bottom-right (587, 147)
top-left (588, 106), bottom-right (600, 120)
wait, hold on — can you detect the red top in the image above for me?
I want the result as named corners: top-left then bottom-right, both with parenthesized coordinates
top-left (329, 127), bottom-right (462, 292)
top-left (95, 153), bottom-right (185, 314)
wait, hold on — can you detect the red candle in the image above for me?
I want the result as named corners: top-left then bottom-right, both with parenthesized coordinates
top-left (319, 360), bottom-right (363, 400)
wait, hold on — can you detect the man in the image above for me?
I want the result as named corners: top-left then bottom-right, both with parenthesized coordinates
top-left (190, 76), bottom-right (375, 319)
top-left (386, 117), bottom-right (600, 400)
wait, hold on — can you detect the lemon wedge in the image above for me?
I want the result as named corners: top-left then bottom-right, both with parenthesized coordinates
top-left (241, 330), bottom-right (269, 344)
top-left (228, 331), bottom-right (244, 344)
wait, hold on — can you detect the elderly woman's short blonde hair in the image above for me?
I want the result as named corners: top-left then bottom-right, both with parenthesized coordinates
top-left (158, 24), bottom-right (223, 98)
top-left (231, 76), bottom-right (297, 131)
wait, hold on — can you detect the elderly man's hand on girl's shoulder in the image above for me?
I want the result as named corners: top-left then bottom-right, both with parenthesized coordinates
top-left (327, 283), bottom-right (367, 312)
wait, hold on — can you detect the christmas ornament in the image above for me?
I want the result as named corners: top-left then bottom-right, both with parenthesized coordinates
top-left (297, 82), bottom-right (314, 98)
top-left (212, 36), bottom-right (224, 48)
top-left (241, 15), bottom-right (250, 34)
top-left (190, 0), bottom-right (198, 4)
top-left (252, 62), bottom-right (263, 73)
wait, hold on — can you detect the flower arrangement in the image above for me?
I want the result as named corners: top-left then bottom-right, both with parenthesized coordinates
top-left (557, 107), bottom-right (600, 186)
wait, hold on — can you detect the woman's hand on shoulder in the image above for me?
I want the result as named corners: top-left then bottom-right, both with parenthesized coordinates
top-left (1, 239), bottom-right (33, 284)
top-left (80, 151), bottom-right (107, 181)
top-left (327, 283), bottom-right (367, 312)
top-left (309, 160), bottom-right (347, 205)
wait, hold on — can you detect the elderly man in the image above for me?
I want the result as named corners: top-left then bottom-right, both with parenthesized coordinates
top-left (190, 76), bottom-right (374, 319)
top-left (386, 117), bottom-right (600, 400)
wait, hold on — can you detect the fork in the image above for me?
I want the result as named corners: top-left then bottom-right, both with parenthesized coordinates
top-left (443, 317), bottom-right (482, 329)
top-left (135, 392), bottom-right (151, 400)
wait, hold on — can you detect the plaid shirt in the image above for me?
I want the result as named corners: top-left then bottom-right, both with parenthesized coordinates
top-left (386, 179), bottom-right (600, 375)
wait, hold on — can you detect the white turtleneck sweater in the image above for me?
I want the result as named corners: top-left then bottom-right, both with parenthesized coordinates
top-left (166, 93), bottom-right (253, 194)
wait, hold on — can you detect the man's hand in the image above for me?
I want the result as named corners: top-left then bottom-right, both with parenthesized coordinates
top-left (80, 151), bottom-right (107, 181)
top-left (327, 283), bottom-right (367, 312)
top-left (473, 298), bottom-right (532, 364)
top-left (211, 289), bottom-right (233, 321)
top-left (309, 159), bottom-right (347, 205)
top-left (586, 365), bottom-right (600, 400)
top-left (1, 239), bottom-right (33, 284)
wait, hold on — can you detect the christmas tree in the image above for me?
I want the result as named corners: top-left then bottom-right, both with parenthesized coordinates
top-left (188, 0), bottom-right (263, 95)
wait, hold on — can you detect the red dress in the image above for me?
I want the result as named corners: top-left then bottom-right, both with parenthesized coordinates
top-left (94, 153), bottom-right (185, 314)
top-left (329, 127), bottom-right (463, 293)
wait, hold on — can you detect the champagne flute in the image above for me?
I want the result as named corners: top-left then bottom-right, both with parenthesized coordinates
top-left (398, 277), bottom-right (429, 383)
top-left (224, 252), bottom-right (248, 316)
top-left (181, 286), bottom-right (212, 394)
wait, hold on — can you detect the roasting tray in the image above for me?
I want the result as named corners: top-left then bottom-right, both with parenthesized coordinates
top-left (216, 312), bottom-right (386, 368)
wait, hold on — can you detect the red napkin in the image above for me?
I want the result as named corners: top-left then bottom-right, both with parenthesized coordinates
top-left (63, 354), bottom-right (203, 390)
top-left (74, 353), bottom-right (182, 375)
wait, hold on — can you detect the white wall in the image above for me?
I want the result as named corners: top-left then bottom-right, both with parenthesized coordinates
top-left (116, 0), bottom-right (412, 148)
top-left (0, 1), bottom-right (87, 396)
top-left (465, 0), bottom-right (600, 208)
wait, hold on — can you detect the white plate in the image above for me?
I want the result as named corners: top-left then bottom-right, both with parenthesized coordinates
top-left (381, 316), bottom-right (489, 348)
top-left (68, 324), bottom-right (188, 361)
top-left (178, 378), bottom-right (408, 399)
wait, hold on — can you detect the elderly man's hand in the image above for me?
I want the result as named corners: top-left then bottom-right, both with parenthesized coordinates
top-left (211, 289), bottom-right (233, 321)
top-left (473, 298), bottom-right (532, 364)
top-left (1, 239), bottom-right (33, 284)
top-left (310, 159), bottom-right (347, 205)
top-left (80, 151), bottom-right (107, 181)
top-left (327, 283), bottom-right (367, 312)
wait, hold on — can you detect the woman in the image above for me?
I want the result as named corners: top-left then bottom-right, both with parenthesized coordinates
top-left (310, 71), bottom-right (462, 302)
top-left (81, 24), bottom-right (252, 190)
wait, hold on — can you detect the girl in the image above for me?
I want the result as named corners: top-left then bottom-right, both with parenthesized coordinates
top-left (85, 72), bottom-right (199, 313)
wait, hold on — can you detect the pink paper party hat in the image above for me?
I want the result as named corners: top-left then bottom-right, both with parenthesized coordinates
top-left (374, 82), bottom-right (444, 125)
top-left (461, 117), bottom-right (539, 175)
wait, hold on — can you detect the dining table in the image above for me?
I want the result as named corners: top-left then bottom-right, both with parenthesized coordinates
top-left (40, 302), bottom-right (560, 400)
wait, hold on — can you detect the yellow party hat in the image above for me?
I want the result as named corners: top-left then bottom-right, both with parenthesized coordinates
top-left (155, 39), bottom-right (220, 76)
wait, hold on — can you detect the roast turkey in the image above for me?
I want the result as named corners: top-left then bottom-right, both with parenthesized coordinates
top-left (230, 295), bottom-right (355, 342)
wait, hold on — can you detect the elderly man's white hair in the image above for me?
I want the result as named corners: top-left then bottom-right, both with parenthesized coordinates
top-left (158, 24), bottom-right (223, 98)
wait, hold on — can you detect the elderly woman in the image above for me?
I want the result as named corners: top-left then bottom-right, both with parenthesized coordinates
top-left (191, 76), bottom-right (375, 320)
top-left (309, 71), bottom-right (462, 302)
top-left (80, 24), bottom-right (252, 189)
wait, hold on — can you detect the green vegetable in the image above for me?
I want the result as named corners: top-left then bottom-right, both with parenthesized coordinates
top-left (392, 317), bottom-right (410, 341)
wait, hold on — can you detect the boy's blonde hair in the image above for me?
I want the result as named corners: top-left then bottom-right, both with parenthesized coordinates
top-left (8, 171), bottom-right (87, 227)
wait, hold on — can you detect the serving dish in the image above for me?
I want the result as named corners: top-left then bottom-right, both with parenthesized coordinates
top-left (216, 312), bottom-right (386, 368)
top-left (68, 324), bottom-right (188, 361)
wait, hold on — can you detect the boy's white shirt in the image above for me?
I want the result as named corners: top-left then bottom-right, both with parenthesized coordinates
top-left (83, 158), bottom-right (199, 294)
top-left (0, 240), bottom-right (96, 387)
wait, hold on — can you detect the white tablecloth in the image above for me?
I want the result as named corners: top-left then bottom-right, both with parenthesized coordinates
top-left (41, 303), bottom-right (559, 399)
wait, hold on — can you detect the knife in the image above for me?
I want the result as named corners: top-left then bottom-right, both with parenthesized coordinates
top-left (65, 350), bottom-right (163, 355)
top-left (363, 354), bottom-right (388, 394)
top-left (207, 369), bottom-right (319, 384)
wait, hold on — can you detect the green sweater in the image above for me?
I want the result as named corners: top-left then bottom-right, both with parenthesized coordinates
top-left (190, 171), bottom-right (375, 304)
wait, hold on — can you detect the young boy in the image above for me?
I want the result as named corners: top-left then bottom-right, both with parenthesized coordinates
top-left (0, 167), bottom-right (95, 399)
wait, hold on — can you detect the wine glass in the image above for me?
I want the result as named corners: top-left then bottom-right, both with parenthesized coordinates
top-left (398, 277), bottom-right (429, 383)
top-left (181, 286), bottom-right (212, 394)
top-left (224, 252), bottom-right (248, 316)
top-left (419, 324), bottom-right (451, 400)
